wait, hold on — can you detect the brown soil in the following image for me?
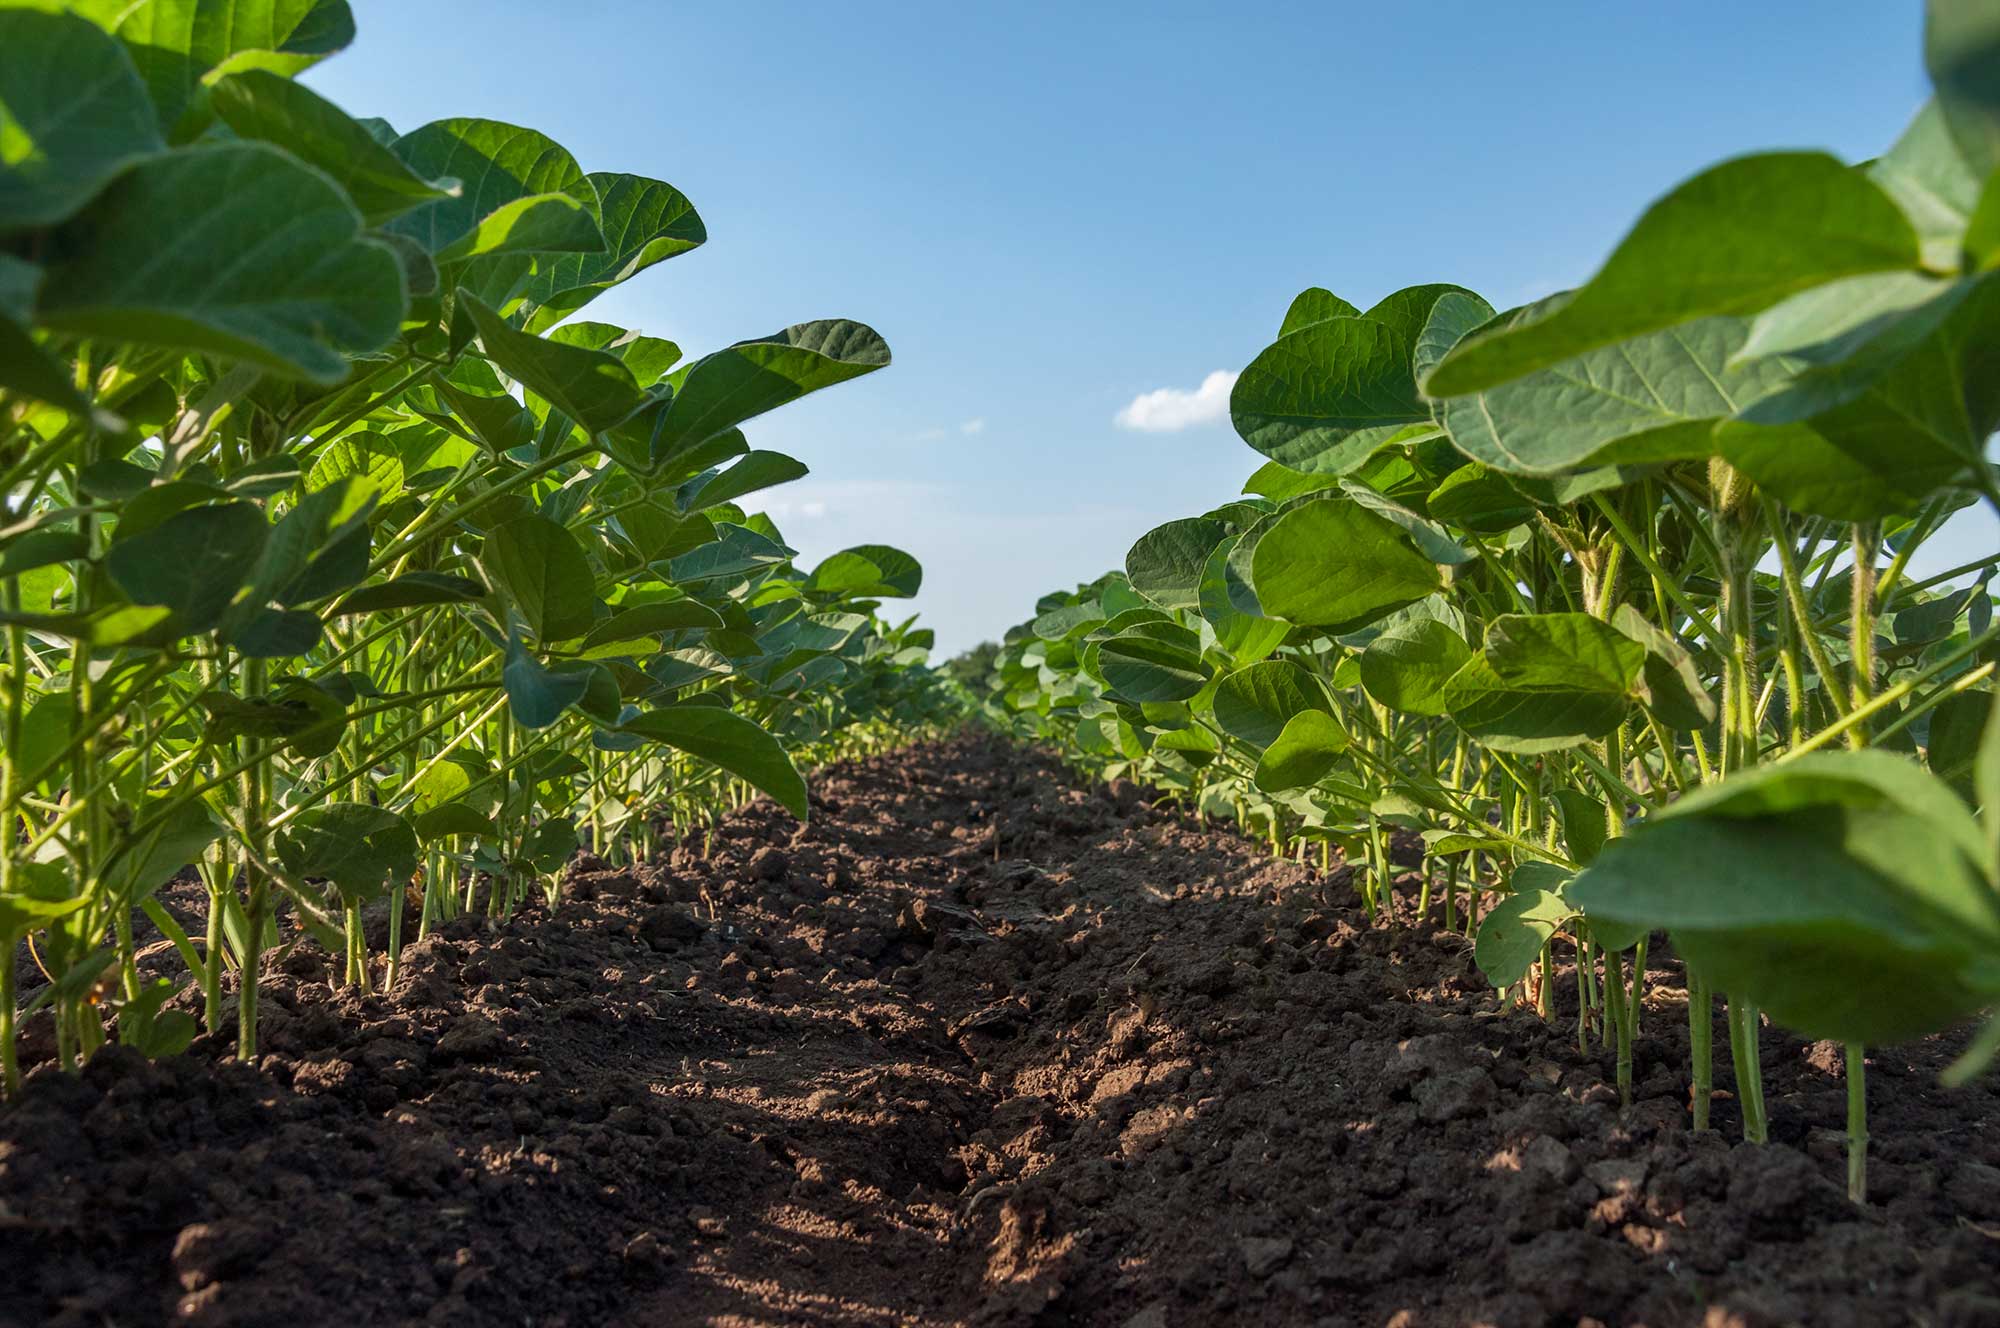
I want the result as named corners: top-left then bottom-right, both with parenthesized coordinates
top-left (2, 736), bottom-right (1997, 1328)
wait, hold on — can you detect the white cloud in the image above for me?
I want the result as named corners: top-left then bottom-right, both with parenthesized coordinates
top-left (959, 417), bottom-right (987, 435)
top-left (1114, 370), bottom-right (1238, 432)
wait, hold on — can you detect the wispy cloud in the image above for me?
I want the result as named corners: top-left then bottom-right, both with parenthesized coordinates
top-left (959, 417), bottom-right (986, 435)
top-left (1114, 370), bottom-right (1238, 432)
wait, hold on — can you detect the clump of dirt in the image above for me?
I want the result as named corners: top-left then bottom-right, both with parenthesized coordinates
top-left (2, 736), bottom-right (1997, 1327)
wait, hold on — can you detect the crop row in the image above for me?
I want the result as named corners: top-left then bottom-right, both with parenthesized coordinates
top-left (969, 4), bottom-right (2000, 1204)
top-left (0, 3), bottom-right (958, 1092)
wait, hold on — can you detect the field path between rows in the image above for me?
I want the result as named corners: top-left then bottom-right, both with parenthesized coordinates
top-left (4, 737), bottom-right (1997, 1328)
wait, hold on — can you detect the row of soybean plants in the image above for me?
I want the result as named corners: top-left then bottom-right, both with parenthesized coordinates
top-left (0, 3), bottom-right (957, 1094)
top-left (973, 4), bottom-right (2000, 1203)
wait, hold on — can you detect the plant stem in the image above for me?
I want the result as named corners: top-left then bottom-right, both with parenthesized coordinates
top-left (1847, 1043), bottom-right (1868, 1203)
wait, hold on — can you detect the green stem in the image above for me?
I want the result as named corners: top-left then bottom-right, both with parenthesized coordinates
top-left (1847, 1043), bottom-right (1868, 1204)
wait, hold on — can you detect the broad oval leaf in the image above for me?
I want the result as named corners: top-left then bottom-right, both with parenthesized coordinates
top-left (1425, 154), bottom-right (1922, 396)
top-left (618, 704), bottom-right (809, 821)
top-left (0, 8), bottom-right (163, 230)
top-left (1249, 497), bottom-right (1443, 630)
top-left (35, 143), bottom-right (404, 381)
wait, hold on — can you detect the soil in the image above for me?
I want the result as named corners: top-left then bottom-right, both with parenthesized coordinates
top-left (2, 735), bottom-right (1998, 1328)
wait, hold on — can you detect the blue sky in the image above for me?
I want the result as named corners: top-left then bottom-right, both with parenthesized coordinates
top-left (308, 1), bottom-right (1984, 656)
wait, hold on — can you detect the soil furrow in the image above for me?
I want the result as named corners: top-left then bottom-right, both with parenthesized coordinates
top-left (2, 737), bottom-right (1997, 1327)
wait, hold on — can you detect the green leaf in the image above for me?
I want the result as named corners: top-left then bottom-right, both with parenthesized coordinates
top-left (1487, 612), bottom-right (1647, 697)
top-left (434, 191), bottom-right (603, 265)
top-left (1210, 659), bottom-right (1333, 748)
top-left (207, 68), bottom-right (448, 225)
top-left (459, 291), bottom-right (646, 434)
top-left (1440, 653), bottom-right (1628, 754)
top-left (0, 7), bottom-right (163, 230)
top-left (1611, 605), bottom-right (1717, 731)
top-left (1249, 497), bottom-right (1443, 630)
top-left (1359, 617), bottom-right (1472, 718)
top-left (105, 500), bottom-right (265, 634)
top-left (678, 450), bottom-right (808, 512)
top-left (481, 513), bottom-right (596, 643)
top-left (99, 0), bottom-right (355, 132)
top-left (306, 431), bottom-right (402, 513)
top-left (1241, 460), bottom-right (1343, 503)
top-left (276, 803), bottom-right (418, 907)
top-left (1553, 788), bottom-right (1610, 866)
top-left (1125, 517), bottom-right (1226, 612)
top-left (1927, 0), bottom-right (2000, 178)
top-left (580, 598), bottom-right (724, 649)
top-left (331, 572), bottom-right (485, 616)
top-left (1869, 102), bottom-right (1984, 271)
top-left (1278, 287), bottom-right (1359, 334)
top-left (502, 631), bottom-right (588, 729)
top-left (1440, 316), bottom-right (1797, 476)
top-left (1098, 627), bottom-right (1207, 704)
top-left (1719, 273), bottom-right (2000, 520)
top-left (649, 320), bottom-right (891, 465)
top-left (35, 143), bottom-right (404, 381)
top-left (1232, 286), bottom-right (1476, 474)
top-left (1475, 868), bottom-right (1577, 988)
top-left (519, 173), bottom-right (705, 331)
top-left (1197, 534), bottom-right (1288, 663)
top-left (1425, 463), bottom-right (1538, 534)
top-left (428, 377), bottom-right (538, 454)
top-left (100, 796), bottom-right (219, 910)
top-left (385, 117), bottom-right (585, 258)
top-left (1254, 710), bottom-right (1349, 792)
top-left (618, 704), bottom-right (808, 821)
top-left (1425, 154), bottom-right (1922, 396)
top-left (806, 544), bottom-right (922, 598)
top-left (1, 882), bottom-right (85, 956)
top-left (1569, 751), bottom-right (2000, 1044)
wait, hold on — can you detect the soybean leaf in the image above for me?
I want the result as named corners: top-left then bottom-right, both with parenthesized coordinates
top-left (1249, 497), bottom-right (1443, 630)
top-left (104, 500), bottom-right (265, 634)
top-left (502, 631), bottom-right (588, 729)
top-left (1359, 617), bottom-right (1472, 718)
top-left (1553, 788), bottom-right (1610, 866)
top-left (1927, 0), bottom-right (2000, 178)
top-left (649, 320), bottom-right (891, 464)
top-left (1425, 154), bottom-right (1922, 396)
top-left (807, 544), bottom-right (921, 598)
top-left (1278, 287), bottom-right (1359, 334)
top-left (386, 117), bottom-right (586, 257)
top-left (1440, 653), bottom-right (1629, 753)
top-left (1475, 865), bottom-right (1577, 988)
top-left (618, 704), bottom-right (809, 821)
top-left (1126, 517), bottom-right (1227, 612)
top-left (580, 598), bottom-right (724, 650)
top-left (332, 572), bottom-right (485, 616)
top-left (1233, 286), bottom-right (1474, 474)
top-left (0, 7), bottom-right (163, 230)
top-left (1254, 710), bottom-right (1349, 792)
top-left (1098, 628), bottom-right (1207, 704)
top-left (96, 0), bottom-right (355, 132)
top-left (1211, 659), bottom-right (1333, 748)
top-left (1569, 751), bottom-right (2000, 1044)
top-left (207, 68), bottom-right (449, 225)
top-left (434, 191), bottom-right (603, 265)
top-left (519, 173), bottom-right (706, 331)
top-left (35, 143), bottom-right (405, 381)
top-left (1440, 316), bottom-right (1797, 476)
top-left (481, 513), bottom-right (596, 643)
top-left (276, 803), bottom-right (418, 908)
top-left (678, 450), bottom-right (808, 512)
top-left (460, 292), bottom-right (646, 434)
